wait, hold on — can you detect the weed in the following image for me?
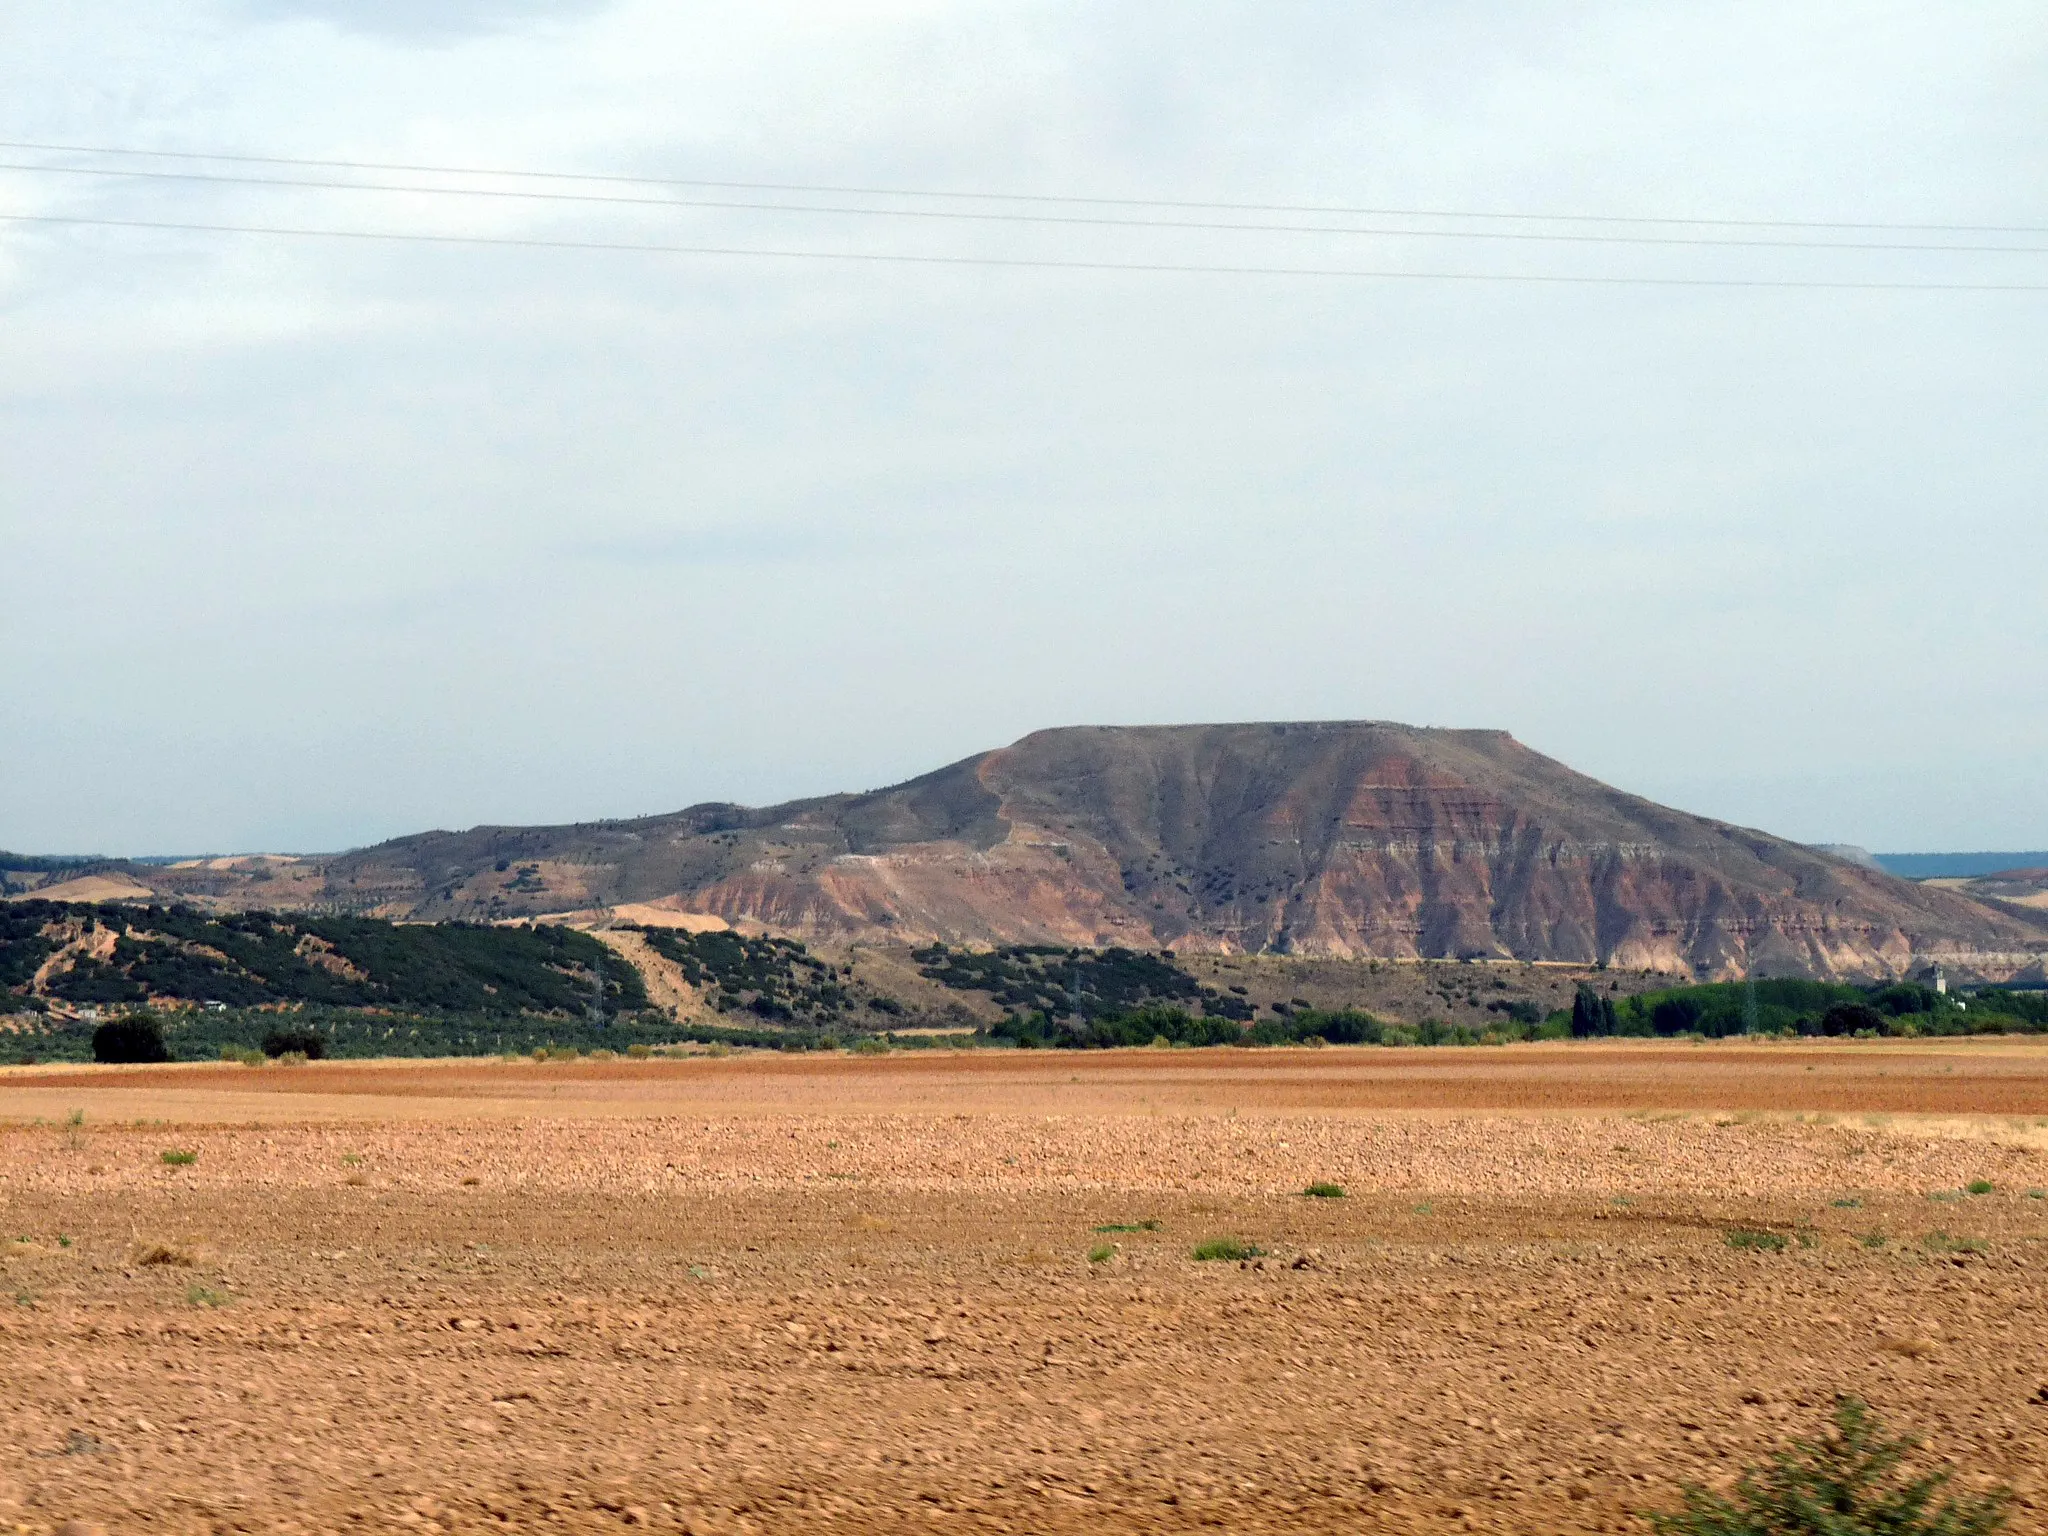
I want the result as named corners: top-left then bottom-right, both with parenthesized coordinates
top-left (185, 1284), bottom-right (230, 1308)
top-left (131, 1240), bottom-right (196, 1267)
top-left (2028, 1190), bottom-right (2046, 1201)
top-left (1087, 1243), bottom-right (1116, 1264)
top-left (13, 1287), bottom-right (35, 1308)
top-left (340, 1153), bottom-right (363, 1167)
top-left (66, 1108), bottom-right (84, 1129)
top-left (1303, 1182), bottom-right (1346, 1199)
top-left (1833, 1197), bottom-right (1863, 1209)
top-left (56, 1235), bottom-right (71, 1248)
top-left (626, 1043), bottom-right (653, 1059)
top-left (1411, 1202), bottom-right (1434, 1216)
top-left (1612, 1196), bottom-right (1635, 1207)
top-left (1927, 1190), bottom-right (1959, 1203)
top-left (275, 1050), bottom-right (309, 1067)
top-left (1726, 1228), bottom-right (1788, 1253)
top-left (1646, 1395), bottom-right (2008, 1534)
top-left (1796, 1225), bottom-right (1820, 1249)
top-left (1860, 1232), bottom-right (1888, 1249)
top-left (1923, 1232), bottom-right (1987, 1255)
top-left (160, 1149), bottom-right (197, 1167)
top-left (1094, 1220), bottom-right (1161, 1233)
top-left (1192, 1238), bottom-right (1261, 1262)
top-left (1966, 1180), bottom-right (1995, 1196)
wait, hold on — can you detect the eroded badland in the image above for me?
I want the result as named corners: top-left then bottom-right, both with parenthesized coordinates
top-left (6, 1043), bottom-right (2048, 1534)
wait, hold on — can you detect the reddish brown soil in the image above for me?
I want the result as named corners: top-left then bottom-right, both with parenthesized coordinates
top-left (4, 1043), bottom-right (2048, 1535)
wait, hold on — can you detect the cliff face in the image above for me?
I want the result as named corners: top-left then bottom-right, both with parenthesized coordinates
top-left (60, 722), bottom-right (2048, 980)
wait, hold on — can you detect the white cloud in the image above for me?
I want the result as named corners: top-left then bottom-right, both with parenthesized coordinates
top-left (2, 1), bottom-right (2044, 852)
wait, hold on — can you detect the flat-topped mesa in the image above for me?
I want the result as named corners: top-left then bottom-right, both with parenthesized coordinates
top-left (21, 722), bottom-right (2048, 982)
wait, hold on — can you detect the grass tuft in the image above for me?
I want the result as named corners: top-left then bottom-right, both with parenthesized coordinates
top-left (1725, 1228), bottom-right (1788, 1253)
top-left (160, 1149), bottom-right (197, 1166)
top-left (1087, 1243), bottom-right (1116, 1264)
top-left (1302, 1182), bottom-right (1346, 1199)
top-left (1966, 1179), bottom-right (1995, 1196)
top-left (185, 1284), bottom-right (230, 1308)
top-left (1094, 1220), bottom-right (1161, 1233)
top-left (1192, 1238), bottom-right (1261, 1262)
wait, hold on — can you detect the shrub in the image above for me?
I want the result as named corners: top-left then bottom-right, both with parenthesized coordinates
top-left (92, 1013), bottom-right (169, 1064)
top-left (1966, 1179), bottom-right (1994, 1196)
top-left (1822, 1001), bottom-right (1888, 1037)
top-left (1646, 1395), bottom-right (2008, 1534)
top-left (1303, 1182), bottom-right (1346, 1199)
top-left (1725, 1228), bottom-right (1787, 1253)
top-left (1192, 1238), bottom-right (1261, 1262)
top-left (160, 1149), bottom-right (197, 1166)
top-left (626, 1043), bottom-right (653, 1059)
top-left (260, 1026), bottom-right (325, 1061)
top-left (1087, 1243), bottom-right (1115, 1264)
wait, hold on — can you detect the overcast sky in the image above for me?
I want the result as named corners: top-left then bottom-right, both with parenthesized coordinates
top-left (3, 2), bottom-right (2043, 856)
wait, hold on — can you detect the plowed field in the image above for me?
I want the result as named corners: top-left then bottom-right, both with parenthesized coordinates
top-left (4, 1041), bottom-right (2048, 1534)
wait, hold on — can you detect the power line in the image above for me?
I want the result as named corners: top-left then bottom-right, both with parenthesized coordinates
top-left (5, 210), bottom-right (2045, 291)
top-left (4, 137), bottom-right (2043, 237)
top-left (4, 159), bottom-right (2041, 255)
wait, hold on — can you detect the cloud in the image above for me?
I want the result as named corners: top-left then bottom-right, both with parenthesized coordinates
top-left (237, 0), bottom-right (613, 44)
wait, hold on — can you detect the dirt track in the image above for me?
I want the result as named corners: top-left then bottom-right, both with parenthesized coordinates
top-left (4, 1042), bottom-right (2048, 1534)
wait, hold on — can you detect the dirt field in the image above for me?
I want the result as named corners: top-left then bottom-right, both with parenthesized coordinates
top-left (5, 1042), bottom-right (2048, 1535)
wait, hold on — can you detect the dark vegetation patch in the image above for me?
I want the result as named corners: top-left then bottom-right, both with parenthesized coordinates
top-left (911, 943), bottom-right (1253, 1022)
top-left (3, 900), bottom-right (644, 1017)
top-left (637, 928), bottom-right (897, 1029)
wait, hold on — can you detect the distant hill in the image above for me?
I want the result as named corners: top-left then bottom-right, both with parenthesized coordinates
top-left (1874, 851), bottom-right (2048, 879)
top-left (8, 723), bottom-right (2046, 981)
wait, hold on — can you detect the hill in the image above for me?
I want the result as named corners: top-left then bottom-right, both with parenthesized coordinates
top-left (10, 723), bottom-right (2046, 980)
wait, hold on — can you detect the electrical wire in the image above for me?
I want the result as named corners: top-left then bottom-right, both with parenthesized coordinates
top-left (6, 210), bottom-right (2045, 290)
top-left (2, 160), bottom-right (2041, 255)
top-left (4, 137), bottom-right (2043, 236)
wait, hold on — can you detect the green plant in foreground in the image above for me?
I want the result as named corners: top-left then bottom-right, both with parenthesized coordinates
top-left (1966, 1180), bottom-right (1994, 1196)
top-left (1647, 1396), bottom-right (2008, 1535)
top-left (1087, 1242), bottom-right (1116, 1264)
top-left (160, 1149), bottom-right (197, 1167)
top-left (1191, 1238), bottom-right (1261, 1262)
top-left (1303, 1182), bottom-right (1345, 1199)
top-left (1726, 1228), bottom-right (1788, 1253)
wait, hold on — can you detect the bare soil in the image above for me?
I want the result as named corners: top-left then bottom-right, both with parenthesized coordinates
top-left (4, 1042), bottom-right (2048, 1535)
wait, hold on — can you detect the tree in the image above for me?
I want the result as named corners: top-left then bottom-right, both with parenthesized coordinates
top-left (93, 1012), bottom-right (170, 1064)
top-left (1571, 983), bottom-right (1617, 1037)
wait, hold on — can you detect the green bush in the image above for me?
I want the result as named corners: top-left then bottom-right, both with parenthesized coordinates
top-left (1302, 1182), bottom-right (1345, 1199)
top-left (92, 1013), bottom-right (169, 1064)
top-left (1966, 1179), bottom-right (1994, 1196)
top-left (1192, 1238), bottom-right (1261, 1262)
top-left (1647, 1396), bottom-right (2008, 1534)
top-left (261, 1025), bottom-right (326, 1060)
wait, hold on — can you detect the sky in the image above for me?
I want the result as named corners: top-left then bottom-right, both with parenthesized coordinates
top-left (3, 2), bottom-right (2044, 856)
